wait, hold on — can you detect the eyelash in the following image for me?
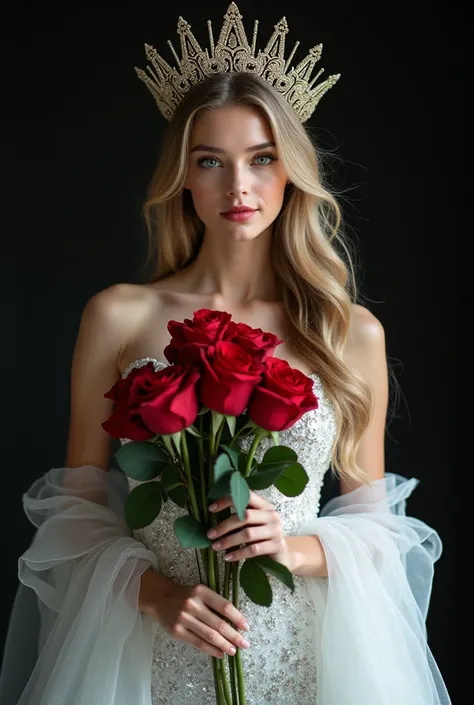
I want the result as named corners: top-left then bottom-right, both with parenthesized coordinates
top-left (196, 152), bottom-right (278, 169)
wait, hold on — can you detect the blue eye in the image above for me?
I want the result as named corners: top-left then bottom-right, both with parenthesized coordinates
top-left (198, 157), bottom-right (220, 169)
top-left (196, 152), bottom-right (278, 169)
top-left (254, 154), bottom-right (276, 166)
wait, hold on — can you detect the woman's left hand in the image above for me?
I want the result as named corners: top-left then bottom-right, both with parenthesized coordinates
top-left (207, 490), bottom-right (295, 572)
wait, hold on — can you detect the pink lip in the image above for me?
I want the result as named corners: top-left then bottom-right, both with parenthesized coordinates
top-left (221, 210), bottom-right (257, 222)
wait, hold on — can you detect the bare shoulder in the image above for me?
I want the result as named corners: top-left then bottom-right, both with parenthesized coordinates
top-left (85, 282), bottom-right (158, 345)
top-left (86, 281), bottom-right (149, 317)
top-left (344, 304), bottom-right (387, 383)
top-left (348, 303), bottom-right (385, 348)
top-left (64, 282), bottom-right (156, 470)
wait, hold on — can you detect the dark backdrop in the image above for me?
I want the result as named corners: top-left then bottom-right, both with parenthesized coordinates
top-left (4, 1), bottom-right (467, 702)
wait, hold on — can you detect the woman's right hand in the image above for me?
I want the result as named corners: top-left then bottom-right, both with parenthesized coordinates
top-left (139, 568), bottom-right (251, 659)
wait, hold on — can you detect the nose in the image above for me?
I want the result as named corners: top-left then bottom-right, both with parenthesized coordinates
top-left (226, 164), bottom-right (249, 197)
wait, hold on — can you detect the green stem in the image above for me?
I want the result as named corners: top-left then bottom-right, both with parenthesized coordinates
top-left (235, 650), bottom-right (245, 705)
top-left (223, 561), bottom-right (231, 600)
top-left (232, 562), bottom-right (246, 705)
top-left (243, 430), bottom-right (266, 478)
top-left (214, 550), bottom-right (220, 594)
top-left (198, 415), bottom-right (209, 527)
top-left (207, 547), bottom-right (216, 591)
top-left (214, 561), bottom-right (234, 702)
top-left (181, 432), bottom-right (201, 523)
top-left (208, 417), bottom-right (222, 537)
top-left (228, 422), bottom-right (252, 448)
top-left (215, 419), bottom-right (225, 453)
top-left (195, 548), bottom-right (203, 584)
top-left (209, 416), bottom-right (231, 701)
top-left (219, 656), bottom-right (233, 705)
top-left (229, 655), bottom-right (238, 704)
top-left (207, 544), bottom-right (226, 699)
top-left (199, 548), bottom-right (209, 583)
top-left (212, 657), bottom-right (225, 704)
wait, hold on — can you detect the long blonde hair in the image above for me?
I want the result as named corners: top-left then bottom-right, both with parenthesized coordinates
top-left (141, 72), bottom-right (376, 487)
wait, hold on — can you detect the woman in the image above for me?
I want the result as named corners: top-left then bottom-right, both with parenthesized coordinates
top-left (0, 4), bottom-right (452, 704)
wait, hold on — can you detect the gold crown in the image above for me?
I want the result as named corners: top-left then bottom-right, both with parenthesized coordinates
top-left (135, 2), bottom-right (341, 123)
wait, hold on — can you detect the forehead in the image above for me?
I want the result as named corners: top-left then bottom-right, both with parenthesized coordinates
top-left (191, 105), bottom-right (274, 149)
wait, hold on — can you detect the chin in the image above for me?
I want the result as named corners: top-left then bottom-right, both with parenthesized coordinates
top-left (226, 226), bottom-right (265, 241)
top-left (233, 232), bottom-right (260, 242)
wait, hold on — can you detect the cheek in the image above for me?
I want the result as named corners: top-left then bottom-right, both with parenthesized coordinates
top-left (187, 177), bottom-right (219, 213)
top-left (188, 170), bottom-right (220, 196)
top-left (258, 177), bottom-right (286, 208)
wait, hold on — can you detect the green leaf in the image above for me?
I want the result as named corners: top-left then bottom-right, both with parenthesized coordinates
top-left (161, 434), bottom-right (175, 458)
top-left (208, 470), bottom-right (233, 500)
top-left (246, 466), bottom-right (285, 490)
top-left (230, 471), bottom-right (250, 521)
top-left (225, 415), bottom-right (236, 437)
top-left (213, 452), bottom-right (233, 482)
top-left (115, 441), bottom-right (170, 481)
top-left (167, 484), bottom-right (187, 508)
top-left (219, 444), bottom-right (240, 471)
top-left (125, 481), bottom-right (163, 530)
top-left (274, 463), bottom-right (309, 497)
top-left (239, 559), bottom-right (273, 606)
top-left (270, 431), bottom-right (279, 446)
top-left (185, 424), bottom-right (202, 438)
top-left (254, 555), bottom-right (295, 593)
top-left (174, 515), bottom-right (212, 548)
top-left (259, 445), bottom-right (297, 469)
top-left (171, 431), bottom-right (183, 455)
top-left (160, 464), bottom-right (182, 490)
top-left (160, 465), bottom-right (188, 508)
top-left (211, 410), bottom-right (224, 437)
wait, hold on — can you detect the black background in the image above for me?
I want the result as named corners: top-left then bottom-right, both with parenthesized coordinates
top-left (4, 1), bottom-right (468, 701)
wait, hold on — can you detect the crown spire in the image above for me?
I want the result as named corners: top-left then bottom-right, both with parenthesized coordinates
top-left (135, 2), bottom-right (341, 123)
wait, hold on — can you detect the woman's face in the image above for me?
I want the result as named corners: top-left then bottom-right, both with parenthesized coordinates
top-left (184, 105), bottom-right (289, 242)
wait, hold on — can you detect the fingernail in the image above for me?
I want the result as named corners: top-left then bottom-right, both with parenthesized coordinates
top-left (229, 647), bottom-right (236, 655)
top-left (243, 622), bottom-right (250, 631)
top-left (208, 503), bottom-right (218, 511)
top-left (240, 639), bottom-right (250, 649)
top-left (207, 529), bottom-right (217, 538)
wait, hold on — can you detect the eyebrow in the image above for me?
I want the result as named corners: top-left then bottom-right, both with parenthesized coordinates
top-left (190, 140), bottom-right (276, 154)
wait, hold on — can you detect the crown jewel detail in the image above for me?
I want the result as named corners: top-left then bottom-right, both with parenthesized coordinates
top-left (135, 2), bottom-right (341, 123)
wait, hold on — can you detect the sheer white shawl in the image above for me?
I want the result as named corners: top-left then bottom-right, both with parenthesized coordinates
top-left (0, 466), bottom-right (452, 704)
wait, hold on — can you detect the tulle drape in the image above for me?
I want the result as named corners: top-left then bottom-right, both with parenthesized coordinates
top-left (0, 467), bottom-right (452, 704)
top-left (0, 465), bottom-right (159, 705)
top-left (298, 473), bottom-right (452, 705)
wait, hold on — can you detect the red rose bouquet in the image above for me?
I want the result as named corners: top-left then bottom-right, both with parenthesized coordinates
top-left (102, 309), bottom-right (319, 705)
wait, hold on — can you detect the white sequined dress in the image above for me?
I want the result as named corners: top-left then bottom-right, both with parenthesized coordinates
top-left (1, 359), bottom-right (451, 705)
top-left (121, 358), bottom-right (338, 705)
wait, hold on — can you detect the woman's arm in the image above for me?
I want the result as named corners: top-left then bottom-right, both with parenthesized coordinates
top-left (286, 305), bottom-right (389, 578)
top-left (340, 304), bottom-right (388, 493)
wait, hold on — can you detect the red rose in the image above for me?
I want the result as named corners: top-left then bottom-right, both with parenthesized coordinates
top-left (164, 309), bottom-right (236, 366)
top-left (200, 341), bottom-right (263, 416)
top-left (102, 362), bottom-right (200, 438)
top-left (135, 364), bottom-right (201, 435)
top-left (224, 322), bottom-right (283, 361)
top-left (102, 363), bottom-right (155, 440)
top-left (247, 357), bottom-right (319, 431)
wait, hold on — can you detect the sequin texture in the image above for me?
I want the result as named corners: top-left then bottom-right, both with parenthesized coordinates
top-left (120, 358), bottom-right (337, 704)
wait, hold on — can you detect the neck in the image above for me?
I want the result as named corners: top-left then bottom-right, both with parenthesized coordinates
top-left (182, 225), bottom-right (282, 305)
